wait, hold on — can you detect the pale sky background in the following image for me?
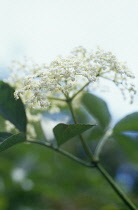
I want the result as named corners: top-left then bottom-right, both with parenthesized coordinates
top-left (0, 0), bottom-right (138, 123)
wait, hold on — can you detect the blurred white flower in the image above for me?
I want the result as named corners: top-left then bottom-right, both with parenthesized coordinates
top-left (5, 120), bottom-right (17, 132)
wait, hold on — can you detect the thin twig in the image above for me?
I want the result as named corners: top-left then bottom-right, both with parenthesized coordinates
top-left (48, 97), bottom-right (66, 102)
top-left (71, 82), bottom-right (90, 101)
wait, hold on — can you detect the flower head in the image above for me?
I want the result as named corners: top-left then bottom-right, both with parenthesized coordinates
top-left (9, 47), bottom-right (136, 109)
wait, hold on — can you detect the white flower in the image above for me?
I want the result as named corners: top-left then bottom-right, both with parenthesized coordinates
top-left (9, 46), bottom-right (136, 108)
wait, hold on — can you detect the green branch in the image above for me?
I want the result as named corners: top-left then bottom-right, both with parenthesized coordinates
top-left (26, 140), bottom-right (94, 168)
top-left (97, 163), bottom-right (137, 210)
top-left (65, 94), bottom-right (137, 210)
top-left (67, 100), bottom-right (95, 161)
top-left (39, 81), bottom-right (137, 210)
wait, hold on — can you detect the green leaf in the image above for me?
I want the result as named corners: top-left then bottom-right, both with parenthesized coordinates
top-left (113, 112), bottom-right (138, 134)
top-left (0, 132), bottom-right (26, 152)
top-left (0, 115), bottom-right (6, 131)
top-left (0, 132), bottom-right (12, 142)
top-left (87, 125), bottom-right (105, 141)
top-left (81, 93), bottom-right (111, 129)
top-left (0, 81), bottom-right (27, 133)
top-left (113, 133), bottom-right (138, 163)
top-left (113, 113), bottom-right (138, 164)
top-left (53, 123), bottom-right (95, 146)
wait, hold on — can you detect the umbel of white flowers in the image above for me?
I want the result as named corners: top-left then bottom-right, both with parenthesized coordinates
top-left (11, 46), bottom-right (136, 109)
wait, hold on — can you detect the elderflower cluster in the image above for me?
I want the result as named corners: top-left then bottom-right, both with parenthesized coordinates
top-left (9, 46), bottom-right (136, 109)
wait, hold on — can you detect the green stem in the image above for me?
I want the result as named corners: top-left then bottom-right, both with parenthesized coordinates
top-left (71, 82), bottom-right (90, 100)
top-left (47, 83), bottom-right (137, 209)
top-left (66, 97), bottom-right (137, 210)
top-left (96, 163), bottom-right (137, 210)
top-left (48, 82), bottom-right (89, 104)
top-left (26, 140), bottom-right (94, 168)
top-left (94, 129), bottom-right (113, 161)
top-left (67, 100), bottom-right (95, 161)
top-left (48, 97), bottom-right (66, 102)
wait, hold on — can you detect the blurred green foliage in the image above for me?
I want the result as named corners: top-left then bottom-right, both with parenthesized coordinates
top-left (0, 81), bottom-right (138, 210)
top-left (1, 140), bottom-right (136, 210)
